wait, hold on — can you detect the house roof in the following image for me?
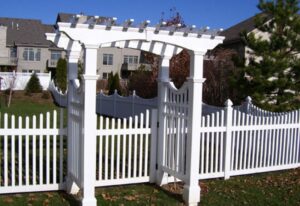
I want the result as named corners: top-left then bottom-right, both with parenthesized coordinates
top-left (220, 15), bottom-right (257, 44)
top-left (221, 13), bottom-right (272, 44)
top-left (0, 17), bottom-right (56, 47)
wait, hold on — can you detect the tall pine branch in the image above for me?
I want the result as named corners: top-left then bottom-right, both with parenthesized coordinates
top-left (232, 0), bottom-right (300, 111)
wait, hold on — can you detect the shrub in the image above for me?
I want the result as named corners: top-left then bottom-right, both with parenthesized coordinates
top-left (25, 72), bottom-right (43, 95)
top-left (55, 58), bottom-right (67, 92)
top-left (128, 66), bottom-right (157, 99)
top-left (107, 72), bottom-right (122, 95)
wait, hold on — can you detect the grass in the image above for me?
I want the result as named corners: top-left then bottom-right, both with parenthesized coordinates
top-left (200, 168), bottom-right (300, 206)
top-left (0, 91), bottom-right (58, 116)
top-left (0, 92), bottom-right (299, 205)
top-left (0, 168), bottom-right (299, 205)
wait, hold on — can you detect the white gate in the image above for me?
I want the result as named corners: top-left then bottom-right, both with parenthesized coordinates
top-left (95, 109), bottom-right (158, 187)
top-left (67, 80), bottom-right (84, 188)
top-left (160, 82), bottom-right (189, 181)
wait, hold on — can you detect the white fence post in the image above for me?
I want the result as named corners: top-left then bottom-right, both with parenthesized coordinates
top-left (132, 90), bottom-right (136, 117)
top-left (156, 55), bottom-right (171, 186)
top-left (224, 99), bottom-right (233, 180)
top-left (81, 45), bottom-right (98, 206)
top-left (149, 109), bottom-right (158, 183)
top-left (245, 96), bottom-right (252, 114)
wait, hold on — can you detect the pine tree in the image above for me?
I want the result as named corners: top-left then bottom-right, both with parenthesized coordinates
top-left (107, 72), bottom-right (122, 95)
top-left (25, 72), bottom-right (43, 94)
top-left (55, 58), bottom-right (67, 93)
top-left (231, 0), bottom-right (300, 111)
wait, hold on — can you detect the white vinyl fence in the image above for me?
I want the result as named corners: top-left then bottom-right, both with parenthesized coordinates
top-left (0, 72), bottom-right (51, 91)
top-left (0, 109), bottom-right (66, 194)
top-left (0, 94), bottom-right (299, 198)
top-left (96, 90), bottom-right (157, 118)
top-left (199, 100), bottom-right (300, 180)
top-left (95, 109), bottom-right (158, 187)
top-left (49, 81), bottom-right (157, 117)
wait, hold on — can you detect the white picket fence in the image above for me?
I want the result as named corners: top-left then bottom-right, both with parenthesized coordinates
top-left (48, 80), bottom-right (67, 107)
top-left (0, 72), bottom-right (51, 91)
top-left (49, 80), bottom-right (157, 117)
top-left (95, 110), bottom-right (157, 187)
top-left (96, 90), bottom-right (157, 118)
top-left (0, 97), bottom-right (299, 198)
top-left (0, 109), bottom-right (66, 194)
top-left (199, 100), bottom-right (300, 179)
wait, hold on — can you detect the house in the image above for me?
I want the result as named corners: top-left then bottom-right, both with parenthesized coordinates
top-left (0, 13), bottom-right (147, 79)
top-left (220, 14), bottom-right (271, 63)
top-left (57, 13), bottom-right (147, 79)
top-left (0, 17), bottom-right (64, 73)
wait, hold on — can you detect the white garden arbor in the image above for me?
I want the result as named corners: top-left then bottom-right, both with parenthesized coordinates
top-left (47, 15), bottom-right (224, 206)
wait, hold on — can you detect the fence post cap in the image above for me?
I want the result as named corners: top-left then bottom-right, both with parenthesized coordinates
top-left (225, 99), bottom-right (233, 107)
top-left (246, 96), bottom-right (252, 103)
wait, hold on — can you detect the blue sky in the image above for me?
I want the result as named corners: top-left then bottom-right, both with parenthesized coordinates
top-left (1, 0), bottom-right (259, 29)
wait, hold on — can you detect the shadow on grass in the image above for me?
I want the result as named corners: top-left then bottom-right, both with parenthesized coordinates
top-left (58, 191), bottom-right (81, 206)
top-left (151, 184), bottom-right (184, 202)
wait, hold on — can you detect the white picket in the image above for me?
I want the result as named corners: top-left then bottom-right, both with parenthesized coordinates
top-left (11, 115), bottom-right (16, 186)
top-left (116, 118), bottom-right (121, 179)
top-left (4, 114), bottom-right (8, 186)
top-left (110, 119), bottom-right (115, 179)
top-left (133, 115), bottom-right (138, 178)
top-left (122, 118), bottom-right (126, 179)
top-left (32, 115), bottom-right (36, 185)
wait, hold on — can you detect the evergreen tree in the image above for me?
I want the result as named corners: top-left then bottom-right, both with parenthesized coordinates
top-left (231, 0), bottom-right (300, 111)
top-left (55, 58), bottom-right (67, 93)
top-left (107, 72), bottom-right (122, 95)
top-left (25, 72), bottom-right (43, 94)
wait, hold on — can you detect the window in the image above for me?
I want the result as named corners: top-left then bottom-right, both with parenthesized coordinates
top-left (23, 48), bottom-right (41, 61)
top-left (124, 55), bottom-right (138, 64)
top-left (22, 69), bottom-right (33, 73)
top-left (103, 54), bottom-right (113, 65)
top-left (51, 51), bottom-right (62, 60)
top-left (102, 72), bottom-right (108, 79)
top-left (10, 47), bottom-right (17, 58)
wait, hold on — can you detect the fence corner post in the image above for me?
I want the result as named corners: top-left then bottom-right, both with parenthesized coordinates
top-left (149, 109), bottom-right (158, 183)
top-left (245, 96), bottom-right (252, 113)
top-left (224, 99), bottom-right (233, 180)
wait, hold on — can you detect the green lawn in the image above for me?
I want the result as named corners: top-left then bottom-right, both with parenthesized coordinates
top-left (0, 168), bottom-right (299, 205)
top-left (0, 92), bottom-right (58, 117)
top-left (0, 92), bottom-right (299, 205)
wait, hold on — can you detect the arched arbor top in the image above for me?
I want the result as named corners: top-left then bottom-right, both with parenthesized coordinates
top-left (46, 14), bottom-right (224, 57)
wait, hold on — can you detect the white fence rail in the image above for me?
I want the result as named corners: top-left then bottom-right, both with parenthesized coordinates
top-left (0, 109), bottom-right (66, 194)
top-left (0, 72), bottom-right (51, 91)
